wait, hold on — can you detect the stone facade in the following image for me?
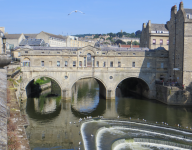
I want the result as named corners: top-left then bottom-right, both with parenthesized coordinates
top-left (0, 69), bottom-right (8, 150)
top-left (140, 20), bottom-right (169, 50)
top-left (167, 2), bottom-right (192, 88)
top-left (18, 45), bottom-right (169, 100)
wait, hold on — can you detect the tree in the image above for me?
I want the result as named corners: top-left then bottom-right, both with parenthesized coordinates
top-left (107, 32), bottom-right (116, 37)
top-left (132, 41), bottom-right (140, 45)
top-left (135, 30), bottom-right (142, 38)
top-left (115, 39), bottom-right (126, 45)
top-left (93, 34), bottom-right (99, 39)
top-left (116, 32), bottom-right (123, 38)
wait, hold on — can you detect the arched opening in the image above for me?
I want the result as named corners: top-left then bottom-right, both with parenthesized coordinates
top-left (24, 76), bottom-right (62, 117)
top-left (87, 53), bottom-right (92, 67)
top-left (71, 77), bottom-right (106, 115)
top-left (116, 77), bottom-right (149, 99)
top-left (23, 57), bottom-right (30, 67)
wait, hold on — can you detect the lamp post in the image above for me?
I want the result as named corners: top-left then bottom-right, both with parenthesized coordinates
top-left (2, 36), bottom-right (6, 54)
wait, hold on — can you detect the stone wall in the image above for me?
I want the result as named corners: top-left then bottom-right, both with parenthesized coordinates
top-left (0, 69), bottom-right (7, 150)
top-left (156, 85), bottom-right (192, 105)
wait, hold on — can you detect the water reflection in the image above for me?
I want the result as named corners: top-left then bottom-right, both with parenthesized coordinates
top-left (21, 78), bottom-right (192, 150)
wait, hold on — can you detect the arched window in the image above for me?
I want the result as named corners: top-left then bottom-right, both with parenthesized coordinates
top-left (87, 53), bottom-right (92, 67)
top-left (23, 57), bottom-right (30, 67)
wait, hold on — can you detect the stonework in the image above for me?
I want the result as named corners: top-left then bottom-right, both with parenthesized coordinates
top-left (18, 45), bottom-right (169, 100)
top-left (0, 69), bottom-right (7, 150)
top-left (167, 2), bottom-right (192, 87)
top-left (140, 20), bottom-right (169, 50)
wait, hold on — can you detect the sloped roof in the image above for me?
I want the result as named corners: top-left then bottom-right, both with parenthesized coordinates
top-left (151, 24), bottom-right (168, 31)
top-left (185, 9), bottom-right (192, 15)
top-left (121, 45), bottom-right (140, 48)
top-left (42, 31), bottom-right (67, 40)
top-left (4, 34), bottom-right (22, 39)
top-left (19, 39), bottom-right (45, 46)
top-left (24, 34), bottom-right (38, 39)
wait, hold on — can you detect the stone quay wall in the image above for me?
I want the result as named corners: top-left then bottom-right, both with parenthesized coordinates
top-left (0, 69), bottom-right (7, 150)
top-left (156, 85), bottom-right (192, 105)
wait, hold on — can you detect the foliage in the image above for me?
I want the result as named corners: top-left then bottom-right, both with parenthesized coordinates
top-left (17, 76), bottom-right (22, 83)
top-left (127, 41), bottom-right (140, 45)
top-left (114, 39), bottom-right (126, 45)
top-left (34, 77), bottom-right (51, 85)
top-left (103, 42), bottom-right (110, 45)
top-left (8, 78), bottom-right (18, 87)
top-left (16, 67), bottom-right (21, 70)
top-left (93, 34), bottom-right (100, 39)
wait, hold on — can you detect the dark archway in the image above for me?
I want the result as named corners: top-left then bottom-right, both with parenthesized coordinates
top-left (25, 76), bottom-right (61, 98)
top-left (116, 77), bottom-right (150, 98)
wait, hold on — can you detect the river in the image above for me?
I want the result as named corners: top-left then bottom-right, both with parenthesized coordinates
top-left (21, 78), bottom-right (192, 150)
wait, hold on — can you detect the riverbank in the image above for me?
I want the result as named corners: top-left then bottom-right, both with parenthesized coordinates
top-left (7, 80), bottom-right (30, 150)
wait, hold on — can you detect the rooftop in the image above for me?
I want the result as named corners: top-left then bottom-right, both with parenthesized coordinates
top-left (19, 39), bottom-right (46, 46)
top-left (4, 34), bottom-right (22, 39)
top-left (42, 31), bottom-right (67, 40)
top-left (151, 24), bottom-right (168, 32)
top-left (185, 9), bottom-right (192, 15)
top-left (24, 34), bottom-right (38, 39)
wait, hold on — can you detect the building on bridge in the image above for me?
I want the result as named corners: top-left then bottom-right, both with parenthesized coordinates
top-left (17, 44), bottom-right (169, 100)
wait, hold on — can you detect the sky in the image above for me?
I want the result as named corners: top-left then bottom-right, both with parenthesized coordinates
top-left (0, 0), bottom-right (192, 35)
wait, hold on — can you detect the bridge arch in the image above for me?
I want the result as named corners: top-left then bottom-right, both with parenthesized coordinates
top-left (114, 76), bottom-right (150, 98)
top-left (70, 76), bottom-right (107, 99)
top-left (24, 75), bottom-right (62, 98)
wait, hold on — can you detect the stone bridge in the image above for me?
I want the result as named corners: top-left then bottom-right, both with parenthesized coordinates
top-left (18, 45), bottom-right (169, 100)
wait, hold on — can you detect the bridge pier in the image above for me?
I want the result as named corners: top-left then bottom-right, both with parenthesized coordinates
top-left (62, 90), bottom-right (72, 100)
top-left (106, 89), bottom-right (115, 100)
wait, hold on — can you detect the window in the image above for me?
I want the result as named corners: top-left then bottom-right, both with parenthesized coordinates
top-left (132, 62), bottom-right (135, 67)
top-left (79, 61), bottom-right (82, 67)
top-left (118, 61), bottom-right (121, 67)
top-left (41, 52), bottom-right (44, 54)
top-left (92, 57), bottom-right (95, 67)
top-left (160, 39), bottom-right (163, 45)
top-left (118, 53), bottom-right (121, 55)
top-left (57, 52), bottom-right (60, 54)
top-left (102, 53), bottom-right (105, 55)
top-left (110, 61), bottom-right (113, 67)
top-left (65, 61), bottom-right (68, 67)
top-left (25, 51), bottom-right (28, 53)
top-left (73, 52), bottom-right (76, 54)
top-left (87, 53), bottom-right (92, 67)
top-left (18, 52), bottom-right (21, 57)
top-left (96, 61), bottom-right (99, 67)
top-left (147, 62), bottom-right (150, 68)
top-left (161, 63), bottom-right (164, 68)
top-left (84, 57), bottom-right (86, 67)
top-left (57, 61), bottom-right (60, 67)
top-left (23, 61), bottom-right (30, 67)
top-left (41, 61), bottom-right (44, 66)
top-left (153, 39), bottom-right (156, 45)
top-left (187, 14), bottom-right (190, 19)
top-left (167, 40), bottom-right (169, 45)
top-left (73, 61), bottom-right (76, 67)
top-left (133, 53), bottom-right (136, 55)
top-left (103, 62), bottom-right (106, 67)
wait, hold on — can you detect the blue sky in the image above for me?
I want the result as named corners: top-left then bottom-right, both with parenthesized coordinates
top-left (0, 0), bottom-right (192, 35)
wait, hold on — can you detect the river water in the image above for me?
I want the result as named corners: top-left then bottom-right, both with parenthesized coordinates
top-left (21, 78), bottom-right (192, 150)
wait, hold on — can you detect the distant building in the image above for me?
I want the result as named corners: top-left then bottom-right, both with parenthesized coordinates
top-left (0, 27), bottom-right (5, 54)
top-left (36, 31), bottom-right (67, 47)
top-left (140, 20), bottom-right (169, 50)
top-left (4, 33), bottom-right (25, 48)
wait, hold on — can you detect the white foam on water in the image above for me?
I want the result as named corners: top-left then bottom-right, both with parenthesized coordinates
top-left (81, 121), bottom-right (89, 150)
top-left (103, 120), bottom-right (192, 135)
top-left (112, 126), bottom-right (192, 142)
top-left (113, 142), bottom-right (190, 150)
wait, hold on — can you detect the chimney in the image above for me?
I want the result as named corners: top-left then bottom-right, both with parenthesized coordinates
top-left (148, 20), bottom-right (151, 27)
top-left (179, 1), bottom-right (183, 10)
top-left (171, 5), bottom-right (177, 17)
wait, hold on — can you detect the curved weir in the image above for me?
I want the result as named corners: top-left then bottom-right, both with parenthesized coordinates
top-left (81, 120), bottom-right (192, 150)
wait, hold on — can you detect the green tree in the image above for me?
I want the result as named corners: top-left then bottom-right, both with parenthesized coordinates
top-left (115, 39), bottom-right (126, 45)
top-left (116, 32), bottom-right (123, 38)
top-left (93, 34), bottom-right (99, 38)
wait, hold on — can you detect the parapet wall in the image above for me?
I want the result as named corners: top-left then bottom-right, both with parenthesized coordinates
top-left (156, 85), bottom-right (192, 105)
top-left (0, 69), bottom-right (7, 150)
